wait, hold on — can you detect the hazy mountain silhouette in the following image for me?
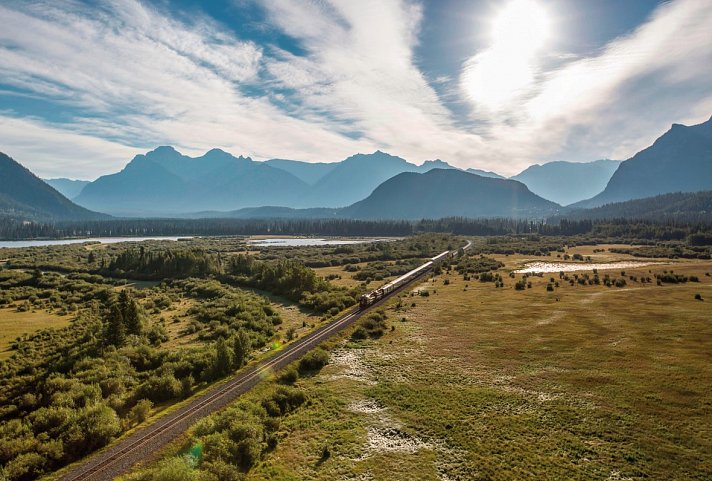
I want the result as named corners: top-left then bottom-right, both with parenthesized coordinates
top-left (511, 159), bottom-right (621, 205)
top-left (0, 152), bottom-right (106, 221)
top-left (466, 168), bottom-right (504, 179)
top-left (342, 169), bottom-right (559, 219)
top-left (296, 151), bottom-right (459, 208)
top-left (75, 147), bottom-right (310, 216)
top-left (573, 116), bottom-right (712, 208)
top-left (262, 159), bottom-right (336, 185)
top-left (44, 178), bottom-right (90, 199)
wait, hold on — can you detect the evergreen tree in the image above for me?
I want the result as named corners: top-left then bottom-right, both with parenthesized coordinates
top-left (106, 303), bottom-right (126, 346)
top-left (233, 330), bottom-right (251, 369)
top-left (119, 290), bottom-right (142, 335)
top-left (214, 338), bottom-right (233, 377)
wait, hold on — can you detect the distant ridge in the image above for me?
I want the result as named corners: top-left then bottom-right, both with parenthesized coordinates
top-left (44, 178), bottom-right (90, 199)
top-left (343, 169), bottom-right (559, 219)
top-left (510, 159), bottom-right (621, 205)
top-left (559, 191), bottom-right (712, 224)
top-left (75, 146), bottom-right (309, 216)
top-left (467, 168), bottom-right (504, 179)
top-left (0, 152), bottom-right (107, 221)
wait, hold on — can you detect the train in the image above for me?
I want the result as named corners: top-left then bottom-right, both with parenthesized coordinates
top-left (358, 249), bottom-right (453, 309)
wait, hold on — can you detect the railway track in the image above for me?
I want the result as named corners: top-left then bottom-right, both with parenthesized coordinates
top-left (57, 240), bottom-right (473, 480)
top-left (56, 259), bottom-right (439, 481)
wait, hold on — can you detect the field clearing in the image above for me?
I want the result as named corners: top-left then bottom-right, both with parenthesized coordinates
top-left (0, 307), bottom-right (74, 359)
top-left (244, 254), bottom-right (712, 480)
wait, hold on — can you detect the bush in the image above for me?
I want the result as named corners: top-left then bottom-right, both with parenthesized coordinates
top-left (278, 366), bottom-right (299, 384)
top-left (298, 348), bottom-right (329, 374)
top-left (695, 293), bottom-right (703, 301)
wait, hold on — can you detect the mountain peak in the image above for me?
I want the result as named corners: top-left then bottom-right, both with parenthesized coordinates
top-left (150, 145), bottom-right (179, 154)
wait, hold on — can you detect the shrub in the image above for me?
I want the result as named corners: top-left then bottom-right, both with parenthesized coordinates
top-left (298, 348), bottom-right (329, 374)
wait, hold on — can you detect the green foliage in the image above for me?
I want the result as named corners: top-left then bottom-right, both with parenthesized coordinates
top-left (352, 311), bottom-right (388, 340)
top-left (297, 348), bottom-right (330, 374)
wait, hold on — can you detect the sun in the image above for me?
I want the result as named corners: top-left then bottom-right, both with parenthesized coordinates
top-left (462, 0), bottom-right (552, 111)
top-left (492, 0), bottom-right (551, 54)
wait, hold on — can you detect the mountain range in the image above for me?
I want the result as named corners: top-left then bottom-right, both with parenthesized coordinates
top-left (215, 169), bottom-right (559, 220)
top-left (511, 159), bottom-right (621, 206)
top-left (75, 147), bottom-right (309, 216)
top-left (44, 178), bottom-right (90, 199)
top-left (573, 116), bottom-right (712, 208)
top-left (3, 114), bottom-right (711, 222)
top-left (72, 149), bottom-right (467, 216)
top-left (0, 152), bottom-right (105, 221)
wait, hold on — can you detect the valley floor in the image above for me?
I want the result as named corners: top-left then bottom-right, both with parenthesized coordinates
top-left (123, 247), bottom-right (712, 480)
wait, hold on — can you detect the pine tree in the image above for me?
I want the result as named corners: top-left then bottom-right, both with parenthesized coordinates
top-left (233, 330), bottom-right (251, 369)
top-left (214, 338), bottom-right (233, 377)
top-left (106, 303), bottom-right (126, 347)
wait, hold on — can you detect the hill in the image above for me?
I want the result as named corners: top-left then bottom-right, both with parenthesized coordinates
top-left (342, 169), bottom-right (559, 219)
top-left (43, 178), bottom-right (90, 199)
top-left (559, 191), bottom-right (712, 224)
top-left (574, 116), bottom-right (712, 208)
top-left (511, 159), bottom-right (620, 205)
top-left (75, 147), bottom-right (310, 216)
top-left (0, 152), bottom-right (106, 221)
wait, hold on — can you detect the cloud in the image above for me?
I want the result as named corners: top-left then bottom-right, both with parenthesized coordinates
top-left (0, 0), bottom-right (712, 179)
top-left (0, 115), bottom-right (141, 179)
top-left (0, 0), bottom-right (375, 177)
top-left (460, 0), bottom-right (712, 173)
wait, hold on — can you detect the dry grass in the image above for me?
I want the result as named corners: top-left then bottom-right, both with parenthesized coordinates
top-left (0, 307), bottom-right (74, 359)
top-left (245, 252), bottom-right (712, 480)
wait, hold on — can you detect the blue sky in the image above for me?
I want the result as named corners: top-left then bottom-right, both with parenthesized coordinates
top-left (1, 0), bottom-right (711, 179)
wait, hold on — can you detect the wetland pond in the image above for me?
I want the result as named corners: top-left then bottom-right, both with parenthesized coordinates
top-left (514, 261), bottom-right (658, 274)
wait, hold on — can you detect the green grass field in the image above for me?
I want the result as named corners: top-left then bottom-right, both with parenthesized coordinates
top-left (0, 307), bottom-right (73, 359)
top-left (239, 253), bottom-right (712, 480)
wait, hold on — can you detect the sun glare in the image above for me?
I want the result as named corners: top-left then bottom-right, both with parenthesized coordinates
top-left (492, 0), bottom-right (551, 54)
top-left (462, 0), bottom-right (552, 111)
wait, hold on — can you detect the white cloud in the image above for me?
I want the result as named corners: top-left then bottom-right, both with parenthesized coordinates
top-left (0, 0), bottom-right (711, 179)
top-left (0, 0), bottom-right (374, 176)
top-left (0, 115), bottom-right (141, 179)
top-left (461, 0), bottom-right (712, 174)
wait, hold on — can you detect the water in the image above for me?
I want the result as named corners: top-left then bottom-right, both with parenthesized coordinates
top-left (514, 261), bottom-right (656, 274)
top-left (0, 236), bottom-right (188, 249)
top-left (248, 237), bottom-right (388, 247)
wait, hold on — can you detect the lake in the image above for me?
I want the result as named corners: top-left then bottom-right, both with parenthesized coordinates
top-left (0, 237), bottom-right (189, 249)
top-left (247, 237), bottom-right (390, 247)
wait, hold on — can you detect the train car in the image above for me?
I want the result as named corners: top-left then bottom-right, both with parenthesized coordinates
top-left (359, 260), bottom-right (433, 308)
top-left (358, 243), bottom-right (471, 309)
top-left (431, 250), bottom-right (450, 263)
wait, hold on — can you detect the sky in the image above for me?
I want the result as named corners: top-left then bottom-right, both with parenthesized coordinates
top-left (1, 0), bottom-right (712, 179)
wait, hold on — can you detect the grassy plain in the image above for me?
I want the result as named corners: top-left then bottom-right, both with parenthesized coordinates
top-left (0, 306), bottom-right (73, 359)
top-left (241, 251), bottom-right (712, 480)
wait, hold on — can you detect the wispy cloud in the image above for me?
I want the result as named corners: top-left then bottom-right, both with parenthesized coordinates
top-left (0, 0), bottom-right (371, 177)
top-left (0, 0), bottom-right (711, 179)
top-left (460, 0), bottom-right (712, 172)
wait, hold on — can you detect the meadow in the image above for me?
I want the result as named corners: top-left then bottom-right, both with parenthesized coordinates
top-left (1, 234), bottom-right (710, 481)
top-left (165, 247), bottom-right (710, 481)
